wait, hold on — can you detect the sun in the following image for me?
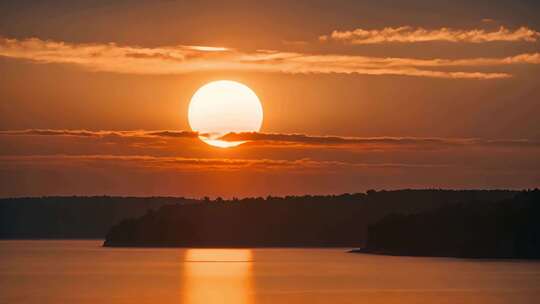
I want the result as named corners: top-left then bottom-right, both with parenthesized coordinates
top-left (188, 80), bottom-right (263, 148)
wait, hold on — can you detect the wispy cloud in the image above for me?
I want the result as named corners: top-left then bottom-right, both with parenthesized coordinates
top-left (319, 26), bottom-right (540, 44)
top-left (0, 129), bottom-right (197, 138)
top-left (219, 132), bottom-right (540, 149)
top-left (2, 129), bottom-right (538, 150)
top-left (0, 154), bottom-right (443, 173)
top-left (4, 37), bottom-right (540, 79)
top-left (1, 131), bottom-right (538, 196)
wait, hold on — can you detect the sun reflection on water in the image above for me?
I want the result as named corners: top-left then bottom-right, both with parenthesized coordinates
top-left (182, 249), bottom-right (253, 304)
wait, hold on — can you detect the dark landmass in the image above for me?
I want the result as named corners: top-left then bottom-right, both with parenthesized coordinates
top-left (360, 190), bottom-right (540, 259)
top-left (0, 197), bottom-right (198, 239)
top-left (102, 190), bottom-right (516, 247)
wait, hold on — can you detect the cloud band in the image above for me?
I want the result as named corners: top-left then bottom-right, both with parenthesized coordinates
top-left (3, 37), bottom-right (539, 79)
top-left (320, 26), bottom-right (540, 44)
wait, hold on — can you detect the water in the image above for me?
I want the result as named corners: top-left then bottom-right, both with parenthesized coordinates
top-left (1, 240), bottom-right (540, 304)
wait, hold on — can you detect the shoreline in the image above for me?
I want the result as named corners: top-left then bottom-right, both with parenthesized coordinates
top-left (103, 242), bottom-right (360, 249)
top-left (349, 248), bottom-right (540, 261)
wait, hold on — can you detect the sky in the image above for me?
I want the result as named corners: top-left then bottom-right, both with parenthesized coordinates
top-left (0, 0), bottom-right (539, 197)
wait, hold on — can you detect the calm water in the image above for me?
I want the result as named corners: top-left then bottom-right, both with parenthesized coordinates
top-left (1, 241), bottom-right (540, 304)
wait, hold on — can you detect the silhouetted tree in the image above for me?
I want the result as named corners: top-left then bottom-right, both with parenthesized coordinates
top-left (101, 190), bottom-right (518, 248)
top-left (363, 190), bottom-right (540, 259)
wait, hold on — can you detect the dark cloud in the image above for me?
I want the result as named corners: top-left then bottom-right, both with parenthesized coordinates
top-left (219, 132), bottom-right (540, 149)
top-left (2, 129), bottom-right (539, 150)
top-left (0, 129), bottom-right (198, 138)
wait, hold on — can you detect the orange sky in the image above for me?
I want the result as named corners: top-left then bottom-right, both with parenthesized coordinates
top-left (0, 0), bottom-right (539, 197)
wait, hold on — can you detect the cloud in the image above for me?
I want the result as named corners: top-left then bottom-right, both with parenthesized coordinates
top-left (2, 152), bottom-right (537, 198)
top-left (4, 37), bottom-right (540, 79)
top-left (1, 131), bottom-right (538, 196)
top-left (219, 132), bottom-right (540, 149)
top-left (0, 129), bottom-right (197, 138)
top-left (319, 26), bottom-right (540, 44)
top-left (0, 154), bottom-right (444, 173)
top-left (2, 129), bottom-right (538, 151)
top-left (0, 129), bottom-right (202, 155)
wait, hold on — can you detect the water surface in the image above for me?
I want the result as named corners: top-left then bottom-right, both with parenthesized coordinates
top-left (1, 240), bottom-right (539, 304)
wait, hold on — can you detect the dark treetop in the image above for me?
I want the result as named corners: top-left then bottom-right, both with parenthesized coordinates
top-left (102, 190), bottom-right (517, 248)
top-left (0, 196), bottom-right (197, 239)
top-left (362, 190), bottom-right (540, 259)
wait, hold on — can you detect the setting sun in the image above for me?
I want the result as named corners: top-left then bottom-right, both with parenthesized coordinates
top-left (188, 80), bottom-right (263, 148)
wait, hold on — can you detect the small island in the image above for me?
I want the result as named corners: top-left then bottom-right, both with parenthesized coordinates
top-left (358, 190), bottom-right (540, 259)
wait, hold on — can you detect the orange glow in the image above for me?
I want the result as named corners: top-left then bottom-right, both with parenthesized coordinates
top-left (182, 249), bottom-right (253, 304)
top-left (188, 80), bottom-right (263, 148)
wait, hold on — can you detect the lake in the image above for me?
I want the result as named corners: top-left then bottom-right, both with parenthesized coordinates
top-left (1, 240), bottom-right (539, 304)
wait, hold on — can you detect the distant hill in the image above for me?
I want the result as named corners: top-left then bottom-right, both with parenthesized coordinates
top-left (102, 190), bottom-right (517, 247)
top-left (0, 197), bottom-right (197, 239)
top-left (361, 190), bottom-right (540, 259)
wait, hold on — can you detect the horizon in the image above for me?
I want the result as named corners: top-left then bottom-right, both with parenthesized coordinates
top-left (0, 187), bottom-right (532, 200)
